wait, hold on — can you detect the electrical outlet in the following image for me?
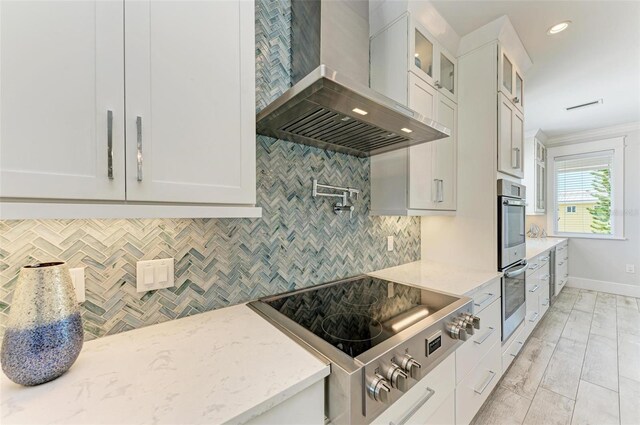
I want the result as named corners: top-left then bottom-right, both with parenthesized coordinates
top-left (626, 264), bottom-right (635, 274)
top-left (69, 267), bottom-right (85, 303)
top-left (136, 258), bottom-right (175, 292)
top-left (387, 236), bottom-right (394, 252)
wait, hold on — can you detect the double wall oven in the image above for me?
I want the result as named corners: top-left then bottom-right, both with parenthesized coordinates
top-left (498, 180), bottom-right (527, 341)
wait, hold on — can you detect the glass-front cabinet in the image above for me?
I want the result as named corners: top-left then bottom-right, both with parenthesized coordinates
top-left (524, 135), bottom-right (547, 215)
top-left (410, 21), bottom-right (457, 102)
top-left (438, 50), bottom-right (456, 101)
top-left (498, 46), bottom-right (524, 113)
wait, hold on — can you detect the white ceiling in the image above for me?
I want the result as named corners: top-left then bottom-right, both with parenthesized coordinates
top-left (430, 0), bottom-right (640, 138)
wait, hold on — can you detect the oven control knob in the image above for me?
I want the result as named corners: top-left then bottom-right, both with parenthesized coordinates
top-left (397, 354), bottom-right (422, 377)
top-left (367, 373), bottom-right (392, 403)
top-left (447, 323), bottom-right (469, 341)
top-left (383, 363), bottom-right (408, 391)
top-left (462, 313), bottom-right (481, 330)
top-left (454, 317), bottom-right (475, 335)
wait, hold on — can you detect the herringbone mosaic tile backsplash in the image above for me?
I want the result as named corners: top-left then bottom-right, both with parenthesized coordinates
top-left (0, 0), bottom-right (421, 340)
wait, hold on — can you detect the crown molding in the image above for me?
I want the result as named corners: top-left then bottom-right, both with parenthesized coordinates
top-left (546, 122), bottom-right (640, 146)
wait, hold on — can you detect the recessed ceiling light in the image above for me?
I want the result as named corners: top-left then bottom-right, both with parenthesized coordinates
top-left (401, 128), bottom-right (413, 133)
top-left (352, 108), bottom-right (368, 115)
top-left (547, 21), bottom-right (571, 35)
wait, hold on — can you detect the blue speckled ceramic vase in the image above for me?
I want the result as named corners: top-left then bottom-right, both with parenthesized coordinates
top-left (1, 262), bottom-right (83, 386)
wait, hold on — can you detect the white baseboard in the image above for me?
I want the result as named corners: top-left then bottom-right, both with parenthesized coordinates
top-left (567, 276), bottom-right (640, 298)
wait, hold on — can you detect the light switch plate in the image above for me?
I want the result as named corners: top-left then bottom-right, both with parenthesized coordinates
top-left (136, 258), bottom-right (175, 292)
top-left (387, 236), bottom-right (394, 252)
top-left (69, 267), bottom-right (85, 303)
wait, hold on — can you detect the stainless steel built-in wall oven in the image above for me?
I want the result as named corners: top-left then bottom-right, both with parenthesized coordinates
top-left (498, 180), bottom-right (527, 341)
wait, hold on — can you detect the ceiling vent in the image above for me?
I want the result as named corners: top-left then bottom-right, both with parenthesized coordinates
top-left (566, 99), bottom-right (603, 111)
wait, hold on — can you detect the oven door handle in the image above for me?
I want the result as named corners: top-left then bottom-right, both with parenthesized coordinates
top-left (503, 199), bottom-right (526, 206)
top-left (504, 262), bottom-right (529, 278)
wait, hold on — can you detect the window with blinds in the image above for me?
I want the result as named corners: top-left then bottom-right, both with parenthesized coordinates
top-left (554, 150), bottom-right (614, 235)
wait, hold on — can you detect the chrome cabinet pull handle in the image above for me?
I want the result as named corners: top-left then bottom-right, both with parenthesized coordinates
top-left (510, 341), bottom-right (524, 357)
top-left (529, 284), bottom-right (540, 293)
top-left (475, 327), bottom-right (496, 345)
top-left (433, 179), bottom-right (438, 203)
top-left (107, 110), bottom-right (114, 179)
top-left (439, 180), bottom-right (444, 203)
top-left (474, 293), bottom-right (494, 307)
top-left (390, 387), bottom-right (436, 425)
top-left (474, 371), bottom-right (496, 395)
top-left (529, 312), bottom-right (539, 322)
top-left (136, 116), bottom-right (143, 182)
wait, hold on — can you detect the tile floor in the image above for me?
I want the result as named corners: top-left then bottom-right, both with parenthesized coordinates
top-left (471, 287), bottom-right (640, 425)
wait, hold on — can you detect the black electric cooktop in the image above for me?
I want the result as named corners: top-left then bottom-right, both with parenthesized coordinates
top-left (263, 276), bottom-right (437, 358)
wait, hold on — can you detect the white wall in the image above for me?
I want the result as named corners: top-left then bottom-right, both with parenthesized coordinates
top-left (548, 125), bottom-right (640, 289)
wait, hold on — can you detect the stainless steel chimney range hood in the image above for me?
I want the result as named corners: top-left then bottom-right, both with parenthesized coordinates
top-left (256, 0), bottom-right (451, 158)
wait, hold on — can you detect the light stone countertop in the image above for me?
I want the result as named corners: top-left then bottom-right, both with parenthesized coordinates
top-left (1, 304), bottom-right (329, 425)
top-left (368, 260), bottom-right (503, 296)
top-left (526, 237), bottom-right (568, 261)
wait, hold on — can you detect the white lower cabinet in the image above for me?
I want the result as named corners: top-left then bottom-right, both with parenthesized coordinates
top-left (373, 354), bottom-right (455, 425)
top-left (501, 323), bottom-right (525, 374)
top-left (246, 380), bottom-right (324, 425)
top-left (455, 339), bottom-right (502, 425)
top-left (455, 299), bottom-right (501, 383)
top-left (425, 392), bottom-right (455, 425)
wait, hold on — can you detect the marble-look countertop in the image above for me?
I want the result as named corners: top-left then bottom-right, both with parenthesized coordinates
top-left (368, 261), bottom-right (503, 296)
top-left (526, 237), bottom-right (568, 261)
top-left (1, 304), bottom-right (329, 425)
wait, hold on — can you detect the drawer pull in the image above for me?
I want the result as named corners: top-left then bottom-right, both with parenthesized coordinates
top-left (528, 263), bottom-right (539, 270)
top-left (474, 327), bottom-right (496, 345)
top-left (540, 275), bottom-right (550, 281)
top-left (510, 341), bottom-right (524, 357)
top-left (558, 261), bottom-right (565, 266)
top-left (529, 285), bottom-right (539, 293)
top-left (390, 387), bottom-right (436, 425)
top-left (474, 293), bottom-right (494, 308)
top-left (474, 370), bottom-right (497, 395)
top-left (564, 257), bottom-right (568, 261)
top-left (541, 256), bottom-right (549, 262)
top-left (542, 299), bottom-right (549, 307)
top-left (529, 312), bottom-right (539, 322)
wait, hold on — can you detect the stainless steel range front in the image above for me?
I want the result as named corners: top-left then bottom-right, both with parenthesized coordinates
top-left (249, 276), bottom-right (477, 425)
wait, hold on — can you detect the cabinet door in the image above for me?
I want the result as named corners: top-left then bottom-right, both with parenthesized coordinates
top-left (514, 71), bottom-right (524, 113)
top-left (410, 22), bottom-right (437, 87)
top-left (432, 96), bottom-right (457, 210)
top-left (408, 74), bottom-right (437, 209)
top-left (511, 108), bottom-right (524, 178)
top-left (498, 49), bottom-right (514, 98)
top-left (498, 93), bottom-right (524, 178)
top-left (435, 47), bottom-right (457, 102)
top-left (124, 0), bottom-right (256, 204)
top-left (0, 1), bottom-right (125, 200)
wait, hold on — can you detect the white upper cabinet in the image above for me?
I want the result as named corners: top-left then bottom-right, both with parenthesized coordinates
top-left (124, 0), bottom-right (255, 204)
top-left (410, 21), bottom-right (457, 102)
top-left (371, 14), bottom-right (458, 105)
top-left (0, 0), bottom-right (258, 217)
top-left (370, 12), bottom-right (458, 215)
top-left (0, 1), bottom-right (125, 201)
top-left (498, 92), bottom-right (524, 179)
top-left (524, 135), bottom-right (547, 214)
top-left (498, 47), bottom-right (524, 113)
